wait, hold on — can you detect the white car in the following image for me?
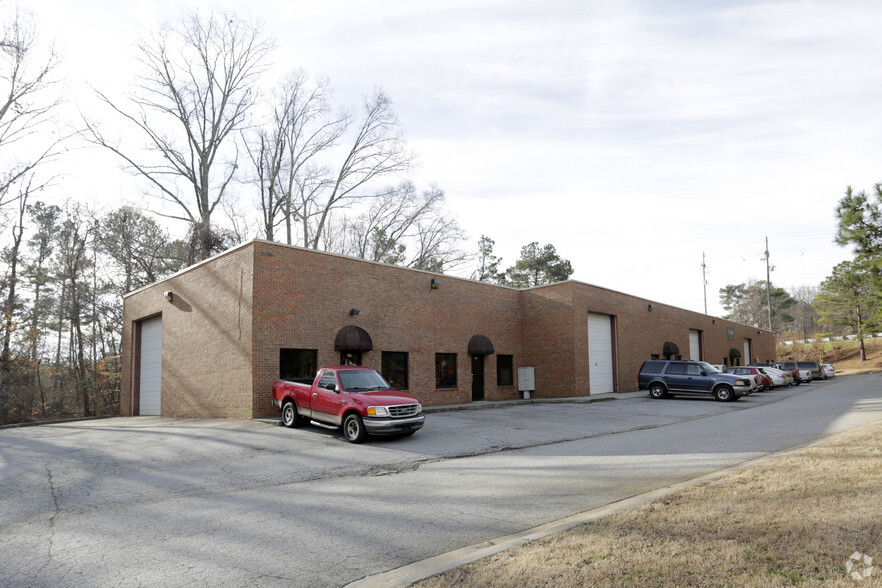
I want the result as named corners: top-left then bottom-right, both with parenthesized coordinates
top-left (821, 364), bottom-right (836, 378)
top-left (760, 367), bottom-right (791, 387)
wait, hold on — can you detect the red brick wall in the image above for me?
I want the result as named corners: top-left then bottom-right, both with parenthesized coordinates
top-left (566, 282), bottom-right (776, 392)
top-left (519, 283), bottom-right (578, 397)
top-left (250, 241), bottom-right (525, 416)
top-left (121, 240), bottom-right (777, 419)
top-left (121, 243), bottom-right (255, 418)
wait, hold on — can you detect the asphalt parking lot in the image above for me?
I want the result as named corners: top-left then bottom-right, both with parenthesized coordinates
top-left (3, 375), bottom-right (880, 587)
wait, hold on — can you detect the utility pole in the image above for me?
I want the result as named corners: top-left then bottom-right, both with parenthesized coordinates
top-left (762, 236), bottom-right (773, 331)
top-left (701, 252), bottom-right (708, 314)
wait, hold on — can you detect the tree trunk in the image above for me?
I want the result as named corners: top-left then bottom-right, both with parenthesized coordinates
top-left (1, 197), bottom-right (27, 373)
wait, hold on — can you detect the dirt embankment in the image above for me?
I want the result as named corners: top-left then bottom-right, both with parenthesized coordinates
top-left (777, 336), bottom-right (882, 376)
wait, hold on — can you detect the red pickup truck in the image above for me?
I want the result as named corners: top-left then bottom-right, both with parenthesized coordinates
top-left (272, 366), bottom-right (425, 443)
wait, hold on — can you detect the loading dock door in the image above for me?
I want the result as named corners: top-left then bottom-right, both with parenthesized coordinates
top-left (689, 330), bottom-right (701, 360)
top-left (139, 316), bottom-right (163, 416)
top-left (587, 313), bottom-right (614, 393)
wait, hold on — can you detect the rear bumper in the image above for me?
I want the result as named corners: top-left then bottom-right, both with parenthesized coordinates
top-left (364, 414), bottom-right (425, 436)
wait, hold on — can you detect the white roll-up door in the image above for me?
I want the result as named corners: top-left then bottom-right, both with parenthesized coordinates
top-left (744, 339), bottom-right (751, 366)
top-left (139, 316), bottom-right (163, 416)
top-left (587, 313), bottom-right (614, 393)
top-left (689, 330), bottom-right (701, 360)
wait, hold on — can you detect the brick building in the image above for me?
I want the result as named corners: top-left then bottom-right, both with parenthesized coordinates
top-left (120, 240), bottom-right (776, 419)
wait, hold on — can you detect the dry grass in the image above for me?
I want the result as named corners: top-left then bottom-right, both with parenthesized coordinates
top-left (416, 423), bottom-right (882, 587)
top-left (781, 336), bottom-right (882, 376)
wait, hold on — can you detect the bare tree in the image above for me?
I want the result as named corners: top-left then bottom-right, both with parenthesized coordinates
top-left (789, 284), bottom-right (819, 340)
top-left (244, 71), bottom-right (344, 243)
top-left (84, 11), bottom-right (273, 262)
top-left (54, 202), bottom-right (94, 415)
top-left (300, 88), bottom-right (415, 249)
top-left (408, 208), bottom-right (470, 273)
top-left (0, 7), bottom-right (64, 209)
top-left (341, 182), bottom-right (468, 272)
top-left (1, 178), bottom-right (30, 375)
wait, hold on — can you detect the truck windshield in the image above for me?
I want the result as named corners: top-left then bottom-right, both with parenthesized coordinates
top-left (338, 369), bottom-right (391, 392)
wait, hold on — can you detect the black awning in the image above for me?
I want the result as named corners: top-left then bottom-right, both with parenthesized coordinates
top-left (663, 341), bottom-right (680, 356)
top-left (729, 347), bottom-right (742, 358)
top-left (468, 334), bottom-right (495, 356)
top-left (334, 325), bottom-right (373, 351)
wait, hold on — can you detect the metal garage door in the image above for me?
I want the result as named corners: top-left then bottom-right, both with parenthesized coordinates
top-left (587, 313), bottom-right (614, 393)
top-left (744, 339), bottom-right (751, 366)
top-left (139, 316), bottom-right (162, 416)
top-left (689, 330), bottom-right (701, 360)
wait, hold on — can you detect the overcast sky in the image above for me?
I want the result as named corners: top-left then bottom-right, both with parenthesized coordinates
top-left (28, 0), bottom-right (882, 316)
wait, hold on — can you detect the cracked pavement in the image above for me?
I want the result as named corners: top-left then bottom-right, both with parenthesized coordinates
top-left (2, 375), bottom-right (881, 587)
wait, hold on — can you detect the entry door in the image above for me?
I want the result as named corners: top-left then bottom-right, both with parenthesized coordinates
top-left (471, 356), bottom-right (484, 401)
top-left (138, 316), bottom-right (163, 416)
top-left (587, 313), bottom-right (614, 393)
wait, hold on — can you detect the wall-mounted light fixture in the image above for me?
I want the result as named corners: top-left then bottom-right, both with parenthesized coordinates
top-left (430, 278), bottom-right (441, 290)
top-left (349, 308), bottom-right (360, 316)
top-left (647, 304), bottom-right (653, 312)
top-left (164, 291), bottom-right (174, 303)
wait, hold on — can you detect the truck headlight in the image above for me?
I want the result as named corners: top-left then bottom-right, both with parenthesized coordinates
top-left (367, 406), bottom-right (389, 417)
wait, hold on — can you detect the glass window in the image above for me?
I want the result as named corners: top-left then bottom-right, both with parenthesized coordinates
top-left (280, 349), bottom-right (317, 381)
top-left (318, 370), bottom-right (338, 390)
top-left (665, 363), bottom-right (686, 375)
top-left (338, 369), bottom-right (390, 391)
top-left (435, 353), bottom-right (457, 388)
top-left (382, 352), bottom-right (409, 389)
top-left (340, 351), bottom-right (362, 366)
top-left (497, 355), bottom-right (514, 386)
top-left (686, 364), bottom-right (704, 376)
top-left (640, 360), bottom-right (665, 374)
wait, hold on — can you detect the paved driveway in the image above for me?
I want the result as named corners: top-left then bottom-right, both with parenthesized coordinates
top-left (2, 375), bottom-right (881, 587)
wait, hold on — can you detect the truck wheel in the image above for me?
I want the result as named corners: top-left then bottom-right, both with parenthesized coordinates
top-left (648, 383), bottom-right (667, 399)
top-left (343, 413), bottom-right (367, 443)
top-left (281, 401), bottom-right (302, 428)
top-left (713, 385), bottom-right (734, 402)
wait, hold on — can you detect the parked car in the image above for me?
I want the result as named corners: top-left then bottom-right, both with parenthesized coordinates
top-left (272, 365), bottom-right (425, 442)
top-left (761, 366), bottom-right (793, 387)
top-left (822, 363), bottom-right (836, 378)
top-left (727, 367), bottom-right (772, 390)
top-left (779, 361), bottom-right (812, 385)
top-left (638, 359), bottom-right (753, 401)
top-left (778, 361), bottom-right (818, 382)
